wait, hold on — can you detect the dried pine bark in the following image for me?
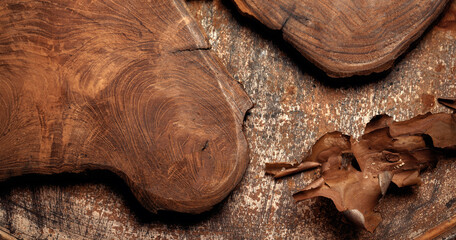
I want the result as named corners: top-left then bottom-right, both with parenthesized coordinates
top-left (267, 100), bottom-right (456, 232)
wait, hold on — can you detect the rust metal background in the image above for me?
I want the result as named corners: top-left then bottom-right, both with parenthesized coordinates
top-left (0, 0), bottom-right (455, 239)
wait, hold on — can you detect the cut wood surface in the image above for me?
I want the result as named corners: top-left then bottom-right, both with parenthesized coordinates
top-left (0, 0), bottom-right (252, 214)
top-left (233, 0), bottom-right (450, 77)
top-left (0, 0), bottom-right (456, 239)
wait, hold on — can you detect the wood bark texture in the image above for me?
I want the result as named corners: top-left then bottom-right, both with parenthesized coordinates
top-left (0, 0), bottom-right (252, 214)
top-left (0, 0), bottom-right (456, 239)
top-left (233, 0), bottom-right (450, 77)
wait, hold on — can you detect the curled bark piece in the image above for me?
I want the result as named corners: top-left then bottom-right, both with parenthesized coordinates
top-left (293, 167), bottom-right (382, 232)
top-left (302, 177), bottom-right (325, 191)
top-left (438, 97), bottom-right (456, 111)
top-left (302, 131), bottom-right (351, 163)
top-left (389, 113), bottom-right (456, 150)
top-left (270, 111), bottom-right (455, 232)
top-left (392, 170), bottom-right (422, 187)
top-left (364, 115), bottom-right (393, 134)
top-left (415, 213), bottom-right (456, 240)
top-left (265, 162), bottom-right (320, 178)
top-left (378, 171), bottom-right (393, 196)
top-left (343, 209), bottom-right (367, 230)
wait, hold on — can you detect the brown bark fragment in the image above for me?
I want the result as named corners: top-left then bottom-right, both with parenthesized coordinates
top-left (438, 98), bottom-right (456, 111)
top-left (265, 162), bottom-right (321, 178)
top-left (268, 110), bottom-right (456, 232)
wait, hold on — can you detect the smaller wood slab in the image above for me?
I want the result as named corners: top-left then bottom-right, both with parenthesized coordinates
top-left (234, 0), bottom-right (450, 77)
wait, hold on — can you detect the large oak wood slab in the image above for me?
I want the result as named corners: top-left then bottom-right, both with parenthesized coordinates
top-left (0, 0), bottom-right (252, 214)
top-left (233, 0), bottom-right (450, 77)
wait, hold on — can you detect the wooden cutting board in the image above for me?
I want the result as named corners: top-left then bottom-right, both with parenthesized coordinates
top-left (233, 0), bottom-right (450, 77)
top-left (0, 0), bottom-right (252, 214)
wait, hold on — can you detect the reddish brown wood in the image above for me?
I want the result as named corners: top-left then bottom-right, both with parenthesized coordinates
top-left (233, 0), bottom-right (450, 77)
top-left (0, 0), bottom-right (455, 238)
top-left (415, 214), bottom-right (456, 240)
top-left (0, 0), bottom-right (252, 214)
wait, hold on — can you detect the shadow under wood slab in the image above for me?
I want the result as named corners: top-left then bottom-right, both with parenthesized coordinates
top-left (0, 0), bottom-right (252, 214)
top-left (233, 0), bottom-right (450, 77)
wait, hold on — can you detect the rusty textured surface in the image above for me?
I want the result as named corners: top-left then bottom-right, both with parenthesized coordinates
top-left (0, 0), bottom-right (455, 239)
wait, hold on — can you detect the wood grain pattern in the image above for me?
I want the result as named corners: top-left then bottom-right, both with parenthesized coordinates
top-left (233, 0), bottom-right (450, 77)
top-left (0, 0), bottom-right (252, 214)
top-left (0, 0), bottom-right (455, 239)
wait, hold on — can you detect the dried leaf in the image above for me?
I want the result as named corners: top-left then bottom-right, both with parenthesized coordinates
top-left (268, 111), bottom-right (456, 232)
